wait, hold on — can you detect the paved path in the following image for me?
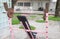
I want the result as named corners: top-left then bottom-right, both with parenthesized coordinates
top-left (29, 20), bottom-right (60, 39)
top-left (4, 20), bottom-right (60, 39)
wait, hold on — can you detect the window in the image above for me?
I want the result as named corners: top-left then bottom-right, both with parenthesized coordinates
top-left (18, 2), bottom-right (23, 6)
top-left (24, 2), bottom-right (30, 6)
top-left (17, 2), bottom-right (30, 6)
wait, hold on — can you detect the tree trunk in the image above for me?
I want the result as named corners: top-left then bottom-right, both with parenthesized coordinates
top-left (55, 0), bottom-right (60, 17)
top-left (12, 0), bottom-right (17, 8)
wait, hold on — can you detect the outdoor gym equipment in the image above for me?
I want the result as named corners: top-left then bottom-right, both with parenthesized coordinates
top-left (3, 1), bottom-right (49, 39)
top-left (17, 16), bottom-right (37, 39)
top-left (3, 0), bottom-right (19, 39)
top-left (4, 3), bottom-right (15, 39)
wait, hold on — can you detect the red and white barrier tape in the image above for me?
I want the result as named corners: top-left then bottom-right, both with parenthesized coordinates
top-left (25, 22), bottom-right (35, 39)
top-left (13, 27), bottom-right (46, 34)
top-left (45, 13), bottom-right (48, 39)
top-left (7, 13), bottom-right (49, 39)
top-left (8, 18), bottom-right (15, 39)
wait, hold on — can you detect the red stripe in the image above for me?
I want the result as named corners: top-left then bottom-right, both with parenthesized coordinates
top-left (8, 18), bottom-right (15, 39)
top-left (45, 13), bottom-right (48, 39)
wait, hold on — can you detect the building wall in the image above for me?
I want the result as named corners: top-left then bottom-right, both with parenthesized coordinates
top-left (31, 1), bottom-right (48, 11)
top-left (18, 0), bottom-right (31, 2)
top-left (49, 2), bottom-right (56, 12)
top-left (14, 0), bottom-right (56, 12)
top-left (17, 0), bottom-right (50, 1)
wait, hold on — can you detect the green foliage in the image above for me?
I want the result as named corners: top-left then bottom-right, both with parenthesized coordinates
top-left (30, 16), bottom-right (36, 19)
top-left (12, 18), bottom-right (20, 25)
top-left (12, 13), bottom-right (21, 25)
top-left (19, 26), bottom-right (36, 30)
top-left (36, 20), bottom-right (45, 23)
top-left (49, 16), bottom-right (60, 21)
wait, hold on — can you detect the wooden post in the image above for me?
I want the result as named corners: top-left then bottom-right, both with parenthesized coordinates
top-left (3, 0), bottom-right (17, 39)
top-left (45, 3), bottom-right (49, 39)
top-left (43, 3), bottom-right (49, 20)
top-left (4, 3), bottom-right (8, 11)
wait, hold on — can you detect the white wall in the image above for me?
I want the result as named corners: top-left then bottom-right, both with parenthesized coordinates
top-left (31, 1), bottom-right (49, 11)
top-left (31, 2), bottom-right (38, 10)
top-left (14, 1), bottom-right (56, 12)
top-left (49, 2), bottom-right (56, 12)
top-left (32, 1), bottom-right (56, 11)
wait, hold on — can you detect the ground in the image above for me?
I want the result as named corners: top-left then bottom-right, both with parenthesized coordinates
top-left (4, 14), bottom-right (60, 39)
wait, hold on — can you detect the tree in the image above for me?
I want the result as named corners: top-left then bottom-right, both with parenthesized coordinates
top-left (55, 0), bottom-right (60, 17)
top-left (12, 0), bottom-right (17, 8)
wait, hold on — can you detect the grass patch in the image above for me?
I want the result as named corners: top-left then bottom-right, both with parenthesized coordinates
top-left (36, 15), bottom-right (60, 23)
top-left (19, 26), bottom-right (36, 30)
top-left (12, 18), bottom-right (20, 25)
top-left (12, 13), bottom-right (21, 25)
top-left (36, 16), bottom-right (60, 23)
top-left (30, 16), bottom-right (36, 19)
top-left (36, 20), bottom-right (45, 23)
top-left (49, 16), bottom-right (60, 21)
